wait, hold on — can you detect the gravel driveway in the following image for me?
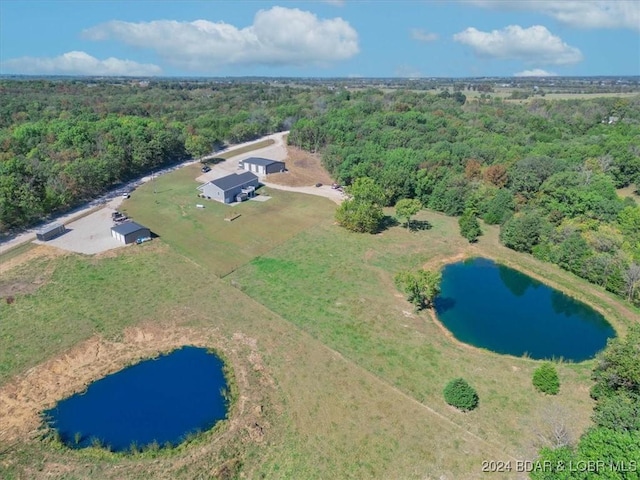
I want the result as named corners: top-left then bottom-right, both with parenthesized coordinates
top-left (2, 131), bottom-right (343, 256)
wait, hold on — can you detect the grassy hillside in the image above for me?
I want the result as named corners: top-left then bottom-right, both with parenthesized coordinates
top-left (1, 164), bottom-right (638, 479)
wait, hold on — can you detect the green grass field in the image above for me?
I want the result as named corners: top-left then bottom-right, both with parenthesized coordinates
top-left (1, 164), bottom-right (638, 479)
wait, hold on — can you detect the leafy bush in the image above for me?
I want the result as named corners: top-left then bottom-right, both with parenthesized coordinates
top-left (592, 391), bottom-right (640, 432)
top-left (443, 378), bottom-right (479, 411)
top-left (394, 269), bottom-right (441, 311)
top-left (533, 363), bottom-right (560, 395)
top-left (458, 209), bottom-right (482, 242)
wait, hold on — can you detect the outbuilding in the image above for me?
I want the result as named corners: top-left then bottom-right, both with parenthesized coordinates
top-left (111, 221), bottom-right (151, 245)
top-left (239, 157), bottom-right (286, 176)
top-left (198, 172), bottom-right (259, 204)
top-left (36, 223), bottom-right (65, 241)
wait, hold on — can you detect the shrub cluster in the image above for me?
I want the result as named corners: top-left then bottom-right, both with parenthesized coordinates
top-left (532, 362), bottom-right (560, 395)
top-left (443, 378), bottom-right (479, 411)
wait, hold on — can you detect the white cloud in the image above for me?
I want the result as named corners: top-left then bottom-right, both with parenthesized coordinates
top-left (1, 51), bottom-right (162, 76)
top-left (514, 68), bottom-right (558, 77)
top-left (82, 7), bottom-right (359, 71)
top-left (453, 25), bottom-right (583, 65)
top-left (467, 1), bottom-right (640, 31)
top-left (410, 28), bottom-right (439, 42)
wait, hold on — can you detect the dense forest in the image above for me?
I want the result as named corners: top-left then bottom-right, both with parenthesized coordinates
top-left (288, 89), bottom-right (640, 305)
top-left (3, 79), bottom-right (640, 307)
top-left (0, 79), bottom-right (319, 232)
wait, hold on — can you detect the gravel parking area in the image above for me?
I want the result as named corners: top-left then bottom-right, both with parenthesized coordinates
top-left (34, 199), bottom-right (125, 255)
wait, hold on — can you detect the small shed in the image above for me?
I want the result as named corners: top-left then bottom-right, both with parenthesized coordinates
top-left (36, 223), bottom-right (65, 241)
top-left (197, 172), bottom-right (259, 204)
top-left (111, 221), bottom-right (151, 245)
top-left (240, 157), bottom-right (285, 176)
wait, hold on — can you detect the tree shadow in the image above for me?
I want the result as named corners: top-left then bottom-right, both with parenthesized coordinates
top-left (379, 215), bottom-right (400, 231)
top-left (202, 157), bottom-right (226, 166)
top-left (409, 220), bottom-right (432, 232)
top-left (433, 296), bottom-right (456, 314)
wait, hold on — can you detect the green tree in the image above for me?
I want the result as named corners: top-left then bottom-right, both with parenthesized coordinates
top-left (185, 134), bottom-right (212, 159)
top-left (443, 378), bottom-right (479, 411)
top-left (591, 324), bottom-right (640, 400)
top-left (482, 189), bottom-right (514, 225)
top-left (458, 209), bottom-right (482, 242)
top-left (335, 177), bottom-right (386, 234)
top-left (395, 198), bottom-right (422, 229)
top-left (592, 391), bottom-right (640, 432)
top-left (533, 362), bottom-right (560, 395)
top-left (394, 269), bottom-right (441, 311)
top-left (335, 199), bottom-right (384, 234)
top-left (500, 211), bottom-right (546, 253)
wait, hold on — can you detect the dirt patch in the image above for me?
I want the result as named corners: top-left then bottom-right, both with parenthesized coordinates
top-left (0, 245), bottom-right (66, 276)
top-left (0, 245), bottom-right (67, 299)
top-left (266, 146), bottom-right (335, 187)
top-left (0, 324), bottom-right (271, 447)
top-left (422, 251), bottom-right (473, 272)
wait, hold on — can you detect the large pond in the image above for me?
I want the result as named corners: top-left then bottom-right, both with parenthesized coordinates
top-left (433, 258), bottom-right (615, 361)
top-left (44, 346), bottom-right (229, 452)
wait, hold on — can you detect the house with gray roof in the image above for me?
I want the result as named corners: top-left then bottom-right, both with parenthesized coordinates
top-left (239, 157), bottom-right (286, 176)
top-left (198, 171), bottom-right (259, 204)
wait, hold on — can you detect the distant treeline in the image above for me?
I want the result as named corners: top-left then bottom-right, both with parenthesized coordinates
top-left (0, 80), bottom-right (319, 232)
top-left (288, 89), bottom-right (640, 304)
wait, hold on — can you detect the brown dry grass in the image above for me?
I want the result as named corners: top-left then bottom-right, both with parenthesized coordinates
top-left (266, 146), bottom-right (335, 187)
top-left (617, 184), bottom-right (640, 201)
top-left (0, 324), bottom-right (260, 444)
top-left (2, 195), bottom-right (638, 479)
top-left (0, 245), bottom-right (68, 299)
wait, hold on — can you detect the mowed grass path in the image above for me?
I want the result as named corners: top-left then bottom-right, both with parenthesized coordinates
top-left (3, 165), bottom-right (638, 478)
top-left (2, 239), bottom-right (512, 478)
top-left (229, 209), bottom-right (638, 460)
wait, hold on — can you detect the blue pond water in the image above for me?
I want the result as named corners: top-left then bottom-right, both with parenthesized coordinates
top-left (44, 346), bottom-right (229, 452)
top-left (433, 258), bottom-right (615, 361)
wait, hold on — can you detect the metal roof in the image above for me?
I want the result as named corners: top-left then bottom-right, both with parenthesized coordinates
top-left (111, 221), bottom-right (148, 236)
top-left (209, 172), bottom-right (258, 192)
top-left (36, 223), bottom-right (64, 235)
top-left (243, 157), bottom-right (284, 167)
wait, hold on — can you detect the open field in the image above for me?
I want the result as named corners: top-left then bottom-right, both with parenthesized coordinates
top-left (122, 162), bottom-right (333, 276)
top-left (460, 88), bottom-right (640, 102)
top-left (2, 163), bottom-right (639, 479)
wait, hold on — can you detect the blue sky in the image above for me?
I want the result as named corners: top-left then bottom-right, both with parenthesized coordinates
top-left (1, 0), bottom-right (639, 77)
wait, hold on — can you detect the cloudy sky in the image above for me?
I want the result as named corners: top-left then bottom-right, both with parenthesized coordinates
top-left (1, 0), bottom-right (638, 77)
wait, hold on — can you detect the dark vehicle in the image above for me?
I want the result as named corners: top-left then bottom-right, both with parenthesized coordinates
top-left (201, 165), bottom-right (211, 173)
top-left (315, 183), bottom-right (323, 187)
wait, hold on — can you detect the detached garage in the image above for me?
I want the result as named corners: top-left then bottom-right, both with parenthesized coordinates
top-left (36, 223), bottom-right (65, 241)
top-left (111, 221), bottom-right (150, 245)
top-left (240, 157), bottom-right (285, 176)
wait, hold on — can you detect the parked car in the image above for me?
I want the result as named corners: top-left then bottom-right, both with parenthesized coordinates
top-left (315, 182), bottom-right (323, 187)
top-left (122, 192), bottom-right (130, 199)
top-left (201, 165), bottom-right (211, 173)
top-left (135, 236), bottom-right (152, 245)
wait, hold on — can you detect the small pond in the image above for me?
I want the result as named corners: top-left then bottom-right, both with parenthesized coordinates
top-left (44, 346), bottom-right (229, 452)
top-left (433, 258), bottom-right (615, 361)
